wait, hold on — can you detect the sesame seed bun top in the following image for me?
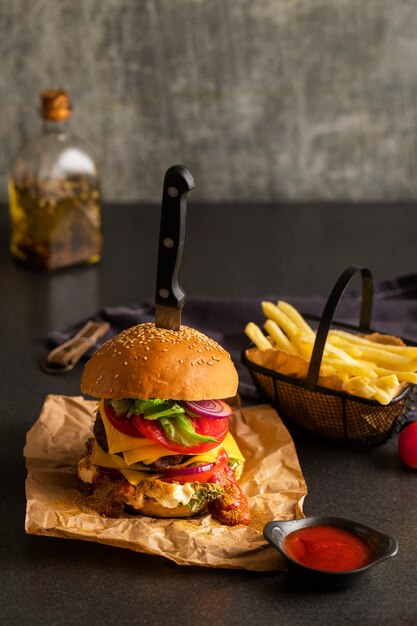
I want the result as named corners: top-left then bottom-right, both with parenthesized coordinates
top-left (81, 323), bottom-right (239, 401)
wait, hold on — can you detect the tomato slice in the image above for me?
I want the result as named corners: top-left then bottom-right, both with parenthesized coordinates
top-left (132, 414), bottom-right (229, 454)
top-left (163, 450), bottom-right (229, 484)
top-left (104, 403), bottom-right (144, 438)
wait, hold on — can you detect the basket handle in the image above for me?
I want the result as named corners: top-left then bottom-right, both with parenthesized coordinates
top-left (305, 266), bottom-right (373, 390)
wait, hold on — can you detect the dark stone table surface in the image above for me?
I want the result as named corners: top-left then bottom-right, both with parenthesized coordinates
top-left (1, 202), bottom-right (416, 625)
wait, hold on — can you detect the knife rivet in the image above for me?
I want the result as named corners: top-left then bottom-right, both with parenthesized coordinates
top-left (159, 288), bottom-right (169, 299)
top-left (168, 186), bottom-right (178, 197)
top-left (163, 237), bottom-right (174, 248)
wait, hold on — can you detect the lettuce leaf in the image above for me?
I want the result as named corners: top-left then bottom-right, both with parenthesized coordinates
top-left (109, 397), bottom-right (217, 447)
top-left (159, 414), bottom-right (218, 445)
top-left (132, 398), bottom-right (184, 420)
top-left (110, 398), bottom-right (184, 420)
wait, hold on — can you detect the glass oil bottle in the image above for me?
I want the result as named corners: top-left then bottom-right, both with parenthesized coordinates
top-left (9, 90), bottom-right (103, 270)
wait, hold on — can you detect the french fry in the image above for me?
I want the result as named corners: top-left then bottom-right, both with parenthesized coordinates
top-left (343, 381), bottom-right (377, 399)
top-left (261, 302), bottom-right (298, 339)
top-left (343, 377), bottom-right (394, 402)
top-left (320, 364), bottom-right (338, 377)
top-left (343, 377), bottom-right (373, 393)
top-left (323, 357), bottom-right (377, 379)
top-left (329, 329), bottom-right (417, 357)
top-left (371, 365), bottom-right (417, 385)
top-left (333, 344), bottom-right (417, 371)
top-left (334, 343), bottom-right (362, 358)
top-left (344, 376), bottom-right (369, 393)
top-left (277, 301), bottom-right (315, 338)
top-left (264, 319), bottom-right (297, 354)
top-left (374, 374), bottom-right (399, 389)
top-left (323, 342), bottom-right (369, 368)
top-left (291, 333), bottom-right (314, 360)
top-left (245, 322), bottom-right (273, 350)
top-left (372, 388), bottom-right (393, 405)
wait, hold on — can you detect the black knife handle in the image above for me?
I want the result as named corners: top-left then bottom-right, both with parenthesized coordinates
top-left (155, 165), bottom-right (195, 310)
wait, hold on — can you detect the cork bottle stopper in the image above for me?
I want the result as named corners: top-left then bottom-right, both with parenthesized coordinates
top-left (40, 90), bottom-right (71, 121)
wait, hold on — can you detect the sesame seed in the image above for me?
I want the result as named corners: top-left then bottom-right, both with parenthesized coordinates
top-left (143, 356), bottom-right (148, 360)
top-left (123, 361), bottom-right (128, 366)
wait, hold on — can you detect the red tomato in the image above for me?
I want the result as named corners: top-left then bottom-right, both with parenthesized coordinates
top-left (132, 414), bottom-right (229, 453)
top-left (398, 422), bottom-right (417, 468)
top-left (104, 403), bottom-right (143, 438)
top-left (163, 450), bottom-right (229, 484)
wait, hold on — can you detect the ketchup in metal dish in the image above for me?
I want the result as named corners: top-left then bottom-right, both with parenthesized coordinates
top-left (283, 525), bottom-right (373, 572)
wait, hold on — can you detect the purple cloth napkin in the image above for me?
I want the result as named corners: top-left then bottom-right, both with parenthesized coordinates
top-left (47, 274), bottom-right (417, 400)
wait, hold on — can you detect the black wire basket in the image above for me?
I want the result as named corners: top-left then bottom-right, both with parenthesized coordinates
top-left (242, 266), bottom-right (415, 446)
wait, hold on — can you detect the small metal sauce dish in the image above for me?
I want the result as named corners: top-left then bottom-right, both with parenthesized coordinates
top-left (263, 516), bottom-right (398, 591)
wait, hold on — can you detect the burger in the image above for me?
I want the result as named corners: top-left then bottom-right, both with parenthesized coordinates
top-left (77, 323), bottom-right (250, 526)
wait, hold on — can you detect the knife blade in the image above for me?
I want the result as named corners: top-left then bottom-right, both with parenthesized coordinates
top-left (155, 165), bottom-right (195, 331)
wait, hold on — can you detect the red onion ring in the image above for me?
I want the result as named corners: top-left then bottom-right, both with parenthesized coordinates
top-left (163, 461), bottom-right (216, 477)
top-left (183, 399), bottom-right (233, 419)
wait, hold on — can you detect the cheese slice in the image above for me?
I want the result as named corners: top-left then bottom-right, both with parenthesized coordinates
top-left (91, 441), bottom-right (149, 471)
top-left (121, 432), bottom-right (245, 466)
top-left (221, 431), bottom-right (245, 461)
top-left (125, 433), bottom-right (244, 467)
top-left (119, 469), bottom-right (158, 485)
top-left (123, 443), bottom-right (179, 465)
top-left (99, 400), bottom-right (148, 454)
top-left (141, 449), bottom-right (219, 467)
top-left (124, 440), bottom-right (224, 466)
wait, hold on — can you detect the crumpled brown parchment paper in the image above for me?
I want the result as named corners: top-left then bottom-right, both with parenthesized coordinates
top-left (24, 395), bottom-right (307, 571)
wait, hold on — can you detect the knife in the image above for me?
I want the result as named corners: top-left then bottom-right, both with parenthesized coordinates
top-left (155, 165), bottom-right (195, 331)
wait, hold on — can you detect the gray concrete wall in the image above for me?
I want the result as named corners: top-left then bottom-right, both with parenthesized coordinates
top-left (1, 0), bottom-right (417, 203)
